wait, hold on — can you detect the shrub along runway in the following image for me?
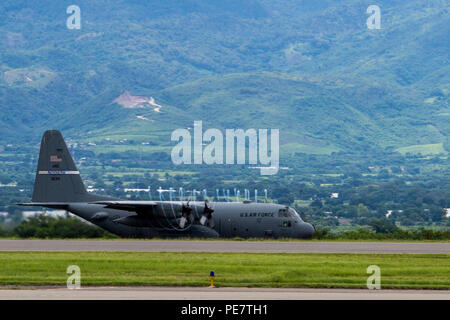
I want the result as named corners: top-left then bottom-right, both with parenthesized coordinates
top-left (0, 239), bottom-right (449, 253)
top-left (0, 251), bottom-right (448, 289)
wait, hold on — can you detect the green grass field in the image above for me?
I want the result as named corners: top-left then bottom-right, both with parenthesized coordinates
top-left (280, 143), bottom-right (340, 155)
top-left (395, 143), bottom-right (447, 155)
top-left (0, 252), bottom-right (448, 289)
top-left (86, 144), bottom-right (172, 155)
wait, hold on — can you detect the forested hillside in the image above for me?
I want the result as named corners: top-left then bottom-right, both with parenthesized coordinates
top-left (0, 0), bottom-right (448, 155)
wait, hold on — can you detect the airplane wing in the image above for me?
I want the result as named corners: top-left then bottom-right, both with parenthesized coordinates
top-left (90, 200), bottom-right (190, 228)
top-left (88, 200), bottom-right (158, 212)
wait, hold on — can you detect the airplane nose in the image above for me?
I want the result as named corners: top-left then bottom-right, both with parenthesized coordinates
top-left (306, 223), bottom-right (315, 238)
top-left (298, 222), bottom-right (315, 239)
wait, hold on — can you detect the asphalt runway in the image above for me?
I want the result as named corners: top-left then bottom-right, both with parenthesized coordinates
top-left (0, 239), bottom-right (449, 253)
top-left (0, 286), bottom-right (448, 300)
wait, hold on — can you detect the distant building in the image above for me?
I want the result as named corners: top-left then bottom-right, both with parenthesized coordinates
top-left (0, 182), bottom-right (17, 187)
top-left (87, 188), bottom-right (105, 193)
top-left (124, 188), bottom-right (150, 192)
top-left (445, 208), bottom-right (450, 219)
top-left (330, 193), bottom-right (339, 199)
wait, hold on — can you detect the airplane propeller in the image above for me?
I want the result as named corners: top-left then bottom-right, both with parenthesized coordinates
top-left (200, 200), bottom-right (215, 228)
top-left (179, 201), bottom-right (193, 228)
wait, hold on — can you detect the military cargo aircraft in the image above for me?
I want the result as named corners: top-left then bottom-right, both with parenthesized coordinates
top-left (19, 130), bottom-right (315, 239)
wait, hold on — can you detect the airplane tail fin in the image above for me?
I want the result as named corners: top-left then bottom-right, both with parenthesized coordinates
top-left (31, 130), bottom-right (107, 203)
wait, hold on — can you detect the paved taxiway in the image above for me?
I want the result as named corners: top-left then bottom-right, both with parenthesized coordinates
top-left (0, 239), bottom-right (449, 253)
top-left (0, 286), bottom-right (448, 300)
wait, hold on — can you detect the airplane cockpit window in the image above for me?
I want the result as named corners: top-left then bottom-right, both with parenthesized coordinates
top-left (279, 207), bottom-right (301, 220)
top-left (278, 208), bottom-right (289, 217)
top-left (288, 207), bottom-right (301, 220)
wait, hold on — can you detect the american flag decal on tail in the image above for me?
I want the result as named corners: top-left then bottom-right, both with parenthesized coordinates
top-left (50, 155), bottom-right (62, 162)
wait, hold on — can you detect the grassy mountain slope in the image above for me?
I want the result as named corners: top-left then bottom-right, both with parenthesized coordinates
top-left (0, 0), bottom-right (448, 157)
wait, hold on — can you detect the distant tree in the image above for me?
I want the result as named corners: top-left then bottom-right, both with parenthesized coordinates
top-left (368, 218), bottom-right (399, 233)
top-left (357, 204), bottom-right (370, 217)
top-left (310, 199), bottom-right (323, 208)
top-left (378, 169), bottom-right (390, 179)
top-left (278, 195), bottom-right (294, 205)
top-left (113, 180), bottom-right (123, 189)
top-left (0, 174), bottom-right (12, 185)
top-left (391, 166), bottom-right (402, 174)
top-left (8, 210), bottom-right (23, 225)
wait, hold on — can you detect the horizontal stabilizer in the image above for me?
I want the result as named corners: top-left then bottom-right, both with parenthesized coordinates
top-left (17, 202), bottom-right (69, 209)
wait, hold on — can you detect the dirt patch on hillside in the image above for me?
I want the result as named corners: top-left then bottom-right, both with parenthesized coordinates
top-left (113, 91), bottom-right (163, 112)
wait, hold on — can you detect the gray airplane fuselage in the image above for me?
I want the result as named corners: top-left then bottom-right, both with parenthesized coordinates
top-left (68, 201), bottom-right (314, 239)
